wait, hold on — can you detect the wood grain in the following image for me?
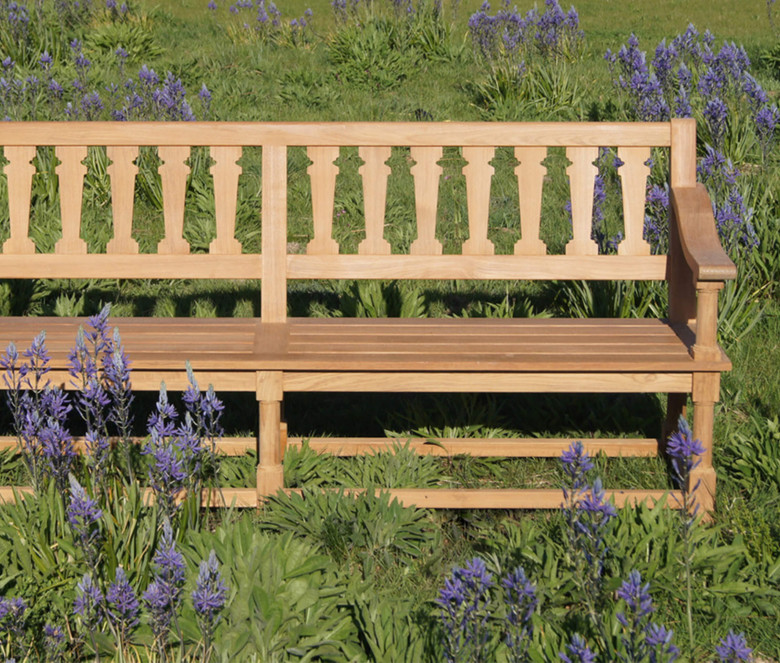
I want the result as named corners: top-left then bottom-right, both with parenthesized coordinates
top-left (2, 146), bottom-right (37, 254)
top-left (157, 146), bottom-right (191, 254)
top-left (54, 146), bottom-right (88, 254)
top-left (106, 146), bottom-right (140, 254)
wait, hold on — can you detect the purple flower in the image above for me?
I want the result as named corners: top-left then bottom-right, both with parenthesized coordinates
top-left (43, 623), bottom-right (67, 661)
top-left (183, 362), bottom-right (224, 448)
top-left (107, 567), bottom-right (140, 639)
top-left (143, 520), bottom-right (186, 645)
top-left (74, 573), bottom-right (104, 628)
top-left (198, 83), bottom-right (212, 108)
top-left (646, 623), bottom-right (679, 662)
top-left (22, 331), bottom-right (51, 387)
top-left (755, 104), bottom-right (779, 159)
top-left (0, 596), bottom-right (27, 641)
top-left (703, 96), bottom-right (729, 148)
top-left (143, 531), bottom-right (186, 649)
top-left (138, 64), bottom-right (160, 86)
top-left (437, 558), bottom-right (493, 663)
top-left (616, 570), bottom-right (654, 622)
top-left (502, 566), bottom-right (537, 660)
top-left (68, 474), bottom-right (103, 567)
top-left (666, 416), bottom-right (705, 487)
top-left (578, 477), bottom-right (617, 522)
top-left (39, 414), bottom-right (77, 491)
top-left (104, 331), bottom-right (133, 422)
top-left (715, 631), bottom-right (753, 662)
top-left (560, 440), bottom-right (594, 495)
top-left (48, 78), bottom-right (64, 97)
top-left (560, 634), bottom-right (596, 663)
top-left (615, 570), bottom-right (675, 661)
top-left (39, 51), bottom-right (53, 71)
top-left (192, 550), bottom-right (228, 648)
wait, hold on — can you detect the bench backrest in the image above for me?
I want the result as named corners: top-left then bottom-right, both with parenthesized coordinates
top-left (0, 119), bottom-right (697, 321)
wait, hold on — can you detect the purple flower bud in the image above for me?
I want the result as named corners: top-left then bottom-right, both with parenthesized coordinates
top-left (715, 630), bottom-right (753, 662)
top-left (560, 441), bottom-right (594, 494)
top-left (192, 550), bottom-right (228, 645)
top-left (39, 51), bottom-right (52, 70)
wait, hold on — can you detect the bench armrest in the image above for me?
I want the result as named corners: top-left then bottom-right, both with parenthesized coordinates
top-left (670, 184), bottom-right (737, 282)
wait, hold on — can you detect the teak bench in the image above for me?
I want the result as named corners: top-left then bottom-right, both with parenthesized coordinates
top-left (0, 119), bottom-right (736, 512)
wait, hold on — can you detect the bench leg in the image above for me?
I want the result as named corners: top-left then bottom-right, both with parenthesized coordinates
top-left (257, 371), bottom-right (284, 505)
top-left (691, 373), bottom-right (720, 516)
top-left (663, 392), bottom-right (688, 453)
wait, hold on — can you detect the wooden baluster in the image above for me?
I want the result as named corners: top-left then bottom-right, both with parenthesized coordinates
top-left (513, 146), bottom-right (547, 256)
top-left (617, 146), bottom-right (651, 256)
top-left (55, 146), bottom-right (88, 254)
top-left (106, 146), bottom-right (139, 254)
top-left (157, 146), bottom-right (191, 254)
top-left (565, 146), bottom-right (599, 256)
top-left (306, 146), bottom-right (340, 255)
top-left (410, 146), bottom-right (443, 255)
top-left (462, 146), bottom-right (495, 255)
top-left (209, 146), bottom-right (243, 254)
top-left (2, 146), bottom-right (36, 254)
top-left (358, 146), bottom-right (392, 255)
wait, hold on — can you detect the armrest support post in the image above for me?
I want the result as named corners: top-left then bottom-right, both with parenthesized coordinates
top-left (693, 282), bottom-right (723, 361)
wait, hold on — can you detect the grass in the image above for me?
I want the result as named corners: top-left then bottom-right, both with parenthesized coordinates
top-left (0, 0), bottom-right (778, 659)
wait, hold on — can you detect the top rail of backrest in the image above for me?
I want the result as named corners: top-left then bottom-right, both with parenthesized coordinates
top-left (0, 121), bottom-right (672, 147)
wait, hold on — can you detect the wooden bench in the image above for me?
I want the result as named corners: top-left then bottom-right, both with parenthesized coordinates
top-left (0, 119), bottom-right (736, 511)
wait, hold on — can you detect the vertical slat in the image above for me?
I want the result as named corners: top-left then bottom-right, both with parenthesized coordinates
top-left (157, 146), bottom-right (190, 255)
top-left (55, 146), bottom-right (88, 254)
top-left (617, 146), bottom-right (651, 256)
top-left (106, 146), bottom-right (139, 254)
top-left (358, 146), bottom-right (392, 255)
top-left (209, 146), bottom-right (243, 255)
top-left (671, 118), bottom-right (696, 188)
top-left (262, 145), bottom-right (288, 322)
top-left (462, 146), bottom-right (495, 255)
top-left (409, 146), bottom-right (443, 255)
top-left (565, 146), bottom-right (599, 256)
top-left (306, 146), bottom-right (340, 255)
top-left (513, 146), bottom-right (547, 256)
top-left (2, 146), bottom-right (36, 254)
